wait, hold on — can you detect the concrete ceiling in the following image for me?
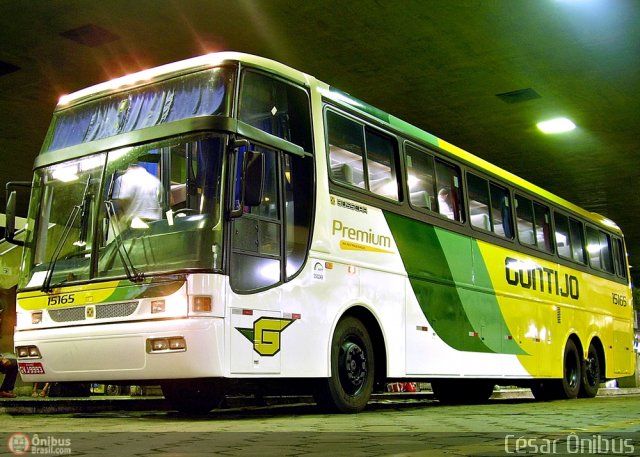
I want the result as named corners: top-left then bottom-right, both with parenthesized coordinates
top-left (1, 0), bottom-right (639, 280)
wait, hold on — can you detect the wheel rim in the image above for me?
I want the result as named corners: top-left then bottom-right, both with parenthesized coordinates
top-left (338, 339), bottom-right (367, 395)
top-left (585, 352), bottom-right (599, 387)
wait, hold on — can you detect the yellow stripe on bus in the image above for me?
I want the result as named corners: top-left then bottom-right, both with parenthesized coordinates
top-left (17, 281), bottom-right (121, 310)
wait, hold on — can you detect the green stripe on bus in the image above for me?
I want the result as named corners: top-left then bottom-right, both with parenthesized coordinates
top-left (328, 87), bottom-right (390, 123)
top-left (103, 278), bottom-right (185, 303)
top-left (437, 230), bottom-right (526, 355)
top-left (384, 211), bottom-right (526, 355)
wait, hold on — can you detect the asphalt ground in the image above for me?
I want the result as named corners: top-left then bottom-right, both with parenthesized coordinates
top-left (1, 387), bottom-right (639, 415)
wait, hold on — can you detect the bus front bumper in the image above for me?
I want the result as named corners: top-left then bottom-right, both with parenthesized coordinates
top-left (14, 317), bottom-right (225, 383)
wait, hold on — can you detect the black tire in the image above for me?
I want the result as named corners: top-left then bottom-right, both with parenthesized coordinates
top-left (161, 379), bottom-right (224, 414)
top-left (432, 379), bottom-right (494, 404)
top-left (559, 339), bottom-right (582, 399)
top-left (531, 340), bottom-right (582, 401)
top-left (314, 316), bottom-right (375, 413)
top-left (579, 342), bottom-right (601, 398)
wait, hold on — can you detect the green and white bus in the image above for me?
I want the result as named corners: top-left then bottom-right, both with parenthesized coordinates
top-left (6, 52), bottom-right (634, 413)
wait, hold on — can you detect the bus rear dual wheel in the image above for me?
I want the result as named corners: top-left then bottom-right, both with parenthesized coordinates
top-left (531, 340), bottom-right (601, 401)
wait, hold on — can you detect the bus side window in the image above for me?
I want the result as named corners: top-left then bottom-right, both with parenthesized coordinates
top-left (468, 173), bottom-right (490, 230)
top-left (586, 226), bottom-right (602, 270)
top-left (599, 231), bottom-right (614, 274)
top-left (612, 237), bottom-right (628, 279)
top-left (466, 173), bottom-right (511, 237)
top-left (515, 194), bottom-right (553, 252)
top-left (587, 226), bottom-right (614, 273)
top-left (533, 201), bottom-right (553, 252)
top-left (284, 153), bottom-right (313, 279)
top-left (490, 182), bottom-right (513, 238)
top-left (569, 218), bottom-right (586, 264)
top-left (515, 195), bottom-right (536, 245)
top-left (434, 160), bottom-right (464, 222)
top-left (405, 144), bottom-right (436, 211)
top-left (555, 212), bottom-right (586, 264)
top-left (239, 70), bottom-right (312, 152)
top-left (365, 129), bottom-right (399, 201)
top-left (327, 111), bottom-right (365, 188)
top-left (555, 213), bottom-right (572, 259)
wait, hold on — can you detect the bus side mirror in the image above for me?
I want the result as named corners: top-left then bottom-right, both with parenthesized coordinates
top-left (5, 181), bottom-right (31, 246)
top-left (230, 141), bottom-right (264, 219)
top-left (5, 190), bottom-right (23, 246)
top-left (243, 150), bottom-right (264, 207)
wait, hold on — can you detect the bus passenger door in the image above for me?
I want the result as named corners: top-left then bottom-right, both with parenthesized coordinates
top-left (227, 145), bottom-right (285, 374)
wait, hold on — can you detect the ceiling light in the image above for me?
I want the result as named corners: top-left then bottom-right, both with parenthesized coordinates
top-left (536, 117), bottom-right (576, 134)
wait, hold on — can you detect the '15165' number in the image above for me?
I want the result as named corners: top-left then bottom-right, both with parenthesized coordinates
top-left (47, 294), bottom-right (75, 306)
top-left (612, 293), bottom-right (627, 307)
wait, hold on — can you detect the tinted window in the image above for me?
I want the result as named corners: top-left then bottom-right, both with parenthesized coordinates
top-left (468, 173), bottom-right (490, 230)
top-left (405, 145), bottom-right (436, 211)
top-left (240, 71), bottom-right (312, 152)
top-left (533, 201), bottom-right (553, 252)
top-left (365, 129), bottom-right (399, 200)
top-left (327, 111), bottom-right (365, 188)
top-left (467, 173), bottom-right (512, 238)
top-left (327, 110), bottom-right (399, 201)
top-left (515, 194), bottom-right (553, 252)
top-left (435, 160), bottom-right (464, 222)
top-left (612, 237), bottom-right (627, 279)
top-left (555, 212), bottom-right (585, 264)
top-left (586, 226), bottom-right (614, 273)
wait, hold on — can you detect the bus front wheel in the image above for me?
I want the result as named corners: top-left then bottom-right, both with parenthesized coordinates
top-left (161, 379), bottom-right (224, 414)
top-left (314, 316), bottom-right (375, 413)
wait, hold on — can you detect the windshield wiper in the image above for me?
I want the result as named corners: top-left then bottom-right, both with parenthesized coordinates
top-left (103, 176), bottom-right (144, 284)
top-left (41, 178), bottom-right (92, 293)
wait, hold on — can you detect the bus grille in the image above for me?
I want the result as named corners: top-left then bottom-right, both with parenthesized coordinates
top-left (48, 307), bottom-right (85, 322)
top-left (48, 301), bottom-right (139, 323)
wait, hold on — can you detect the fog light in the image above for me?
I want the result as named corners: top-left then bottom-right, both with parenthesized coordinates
top-left (147, 336), bottom-right (186, 353)
top-left (151, 338), bottom-right (169, 351)
top-left (192, 296), bottom-right (212, 312)
top-left (16, 345), bottom-right (41, 359)
top-left (169, 337), bottom-right (187, 350)
top-left (151, 300), bottom-right (165, 314)
top-left (32, 312), bottom-right (43, 324)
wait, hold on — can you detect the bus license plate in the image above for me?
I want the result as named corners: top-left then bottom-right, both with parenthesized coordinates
top-left (18, 362), bottom-right (45, 375)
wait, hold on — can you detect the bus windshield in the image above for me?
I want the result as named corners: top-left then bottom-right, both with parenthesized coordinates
top-left (20, 133), bottom-right (225, 290)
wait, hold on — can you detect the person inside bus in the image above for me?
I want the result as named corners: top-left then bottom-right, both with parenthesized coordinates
top-left (0, 353), bottom-right (18, 398)
top-left (112, 162), bottom-right (163, 230)
top-left (438, 187), bottom-right (455, 220)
